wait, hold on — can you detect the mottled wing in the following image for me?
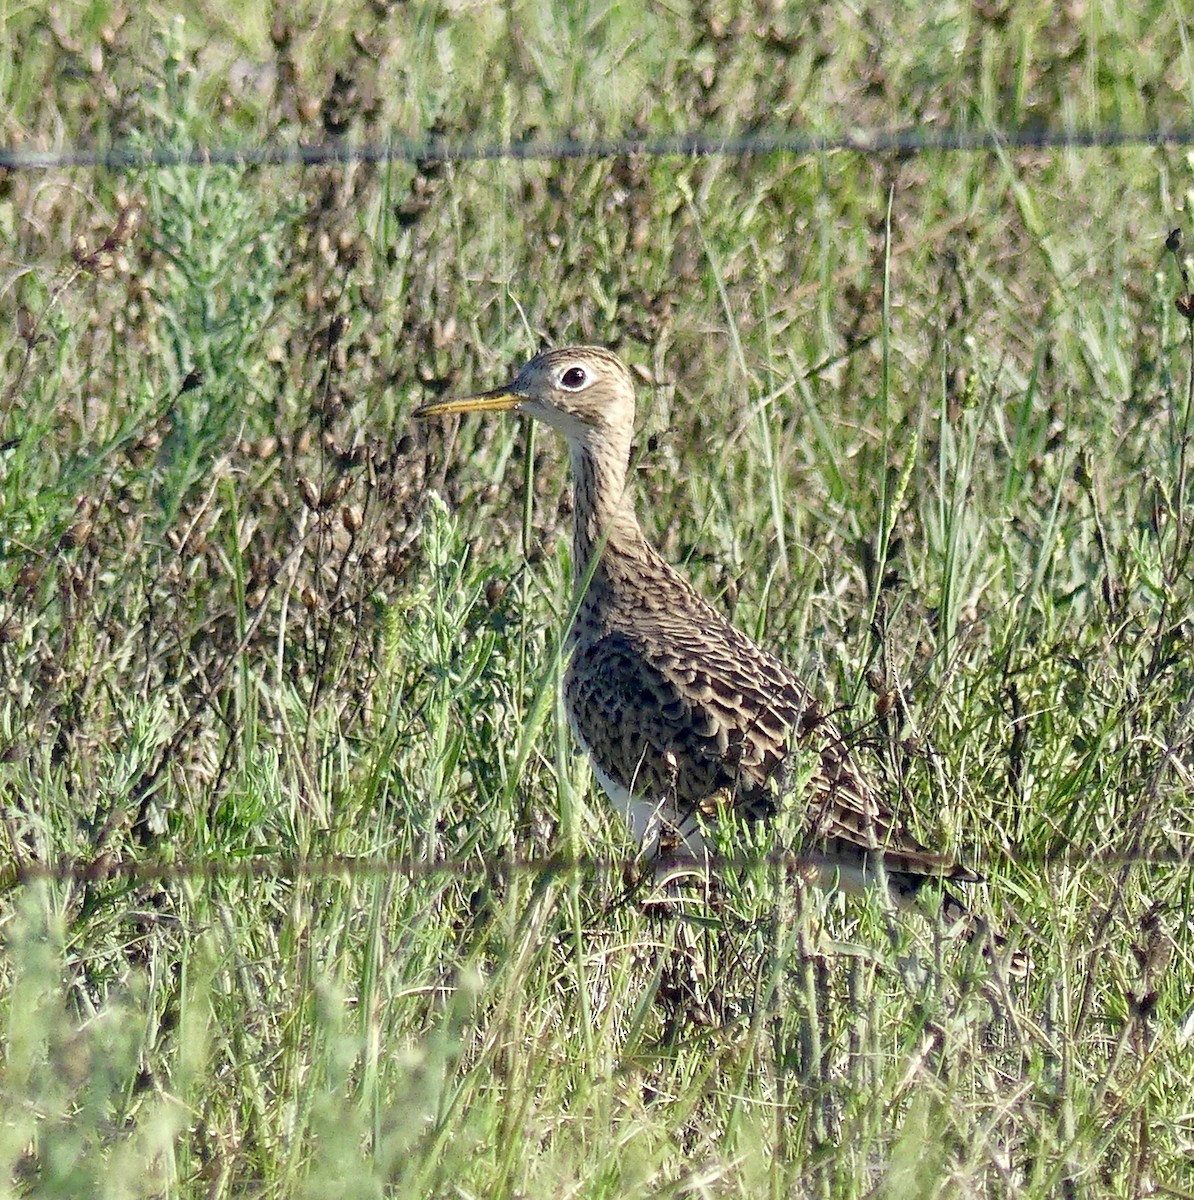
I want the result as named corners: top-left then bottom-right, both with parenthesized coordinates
top-left (566, 613), bottom-right (975, 884)
top-left (566, 623), bottom-right (801, 814)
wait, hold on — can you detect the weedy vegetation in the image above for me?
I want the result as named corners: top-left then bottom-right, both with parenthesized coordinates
top-left (2, 2), bottom-right (1194, 1196)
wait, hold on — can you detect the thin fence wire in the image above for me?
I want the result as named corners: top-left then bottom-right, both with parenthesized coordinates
top-left (3, 845), bottom-right (1192, 890)
top-left (3, 124), bottom-right (1194, 172)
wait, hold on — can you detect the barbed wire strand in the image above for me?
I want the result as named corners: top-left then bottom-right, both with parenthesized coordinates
top-left (3, 845), bottom-right (1192, 891)
top-left (3, 124), bottom-right (1194, 173)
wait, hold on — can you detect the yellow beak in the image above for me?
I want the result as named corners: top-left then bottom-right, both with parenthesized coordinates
top-left (413, 384), bottom-right (523, 418)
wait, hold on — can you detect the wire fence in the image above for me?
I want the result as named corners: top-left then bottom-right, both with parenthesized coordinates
top-left (3, 124), bottom-right (1194, 172)
top-left (3, 845), bottom-right (1192, 891)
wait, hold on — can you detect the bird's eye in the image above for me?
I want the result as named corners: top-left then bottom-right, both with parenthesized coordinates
top-left (560, 366), bottom-right (587, 389)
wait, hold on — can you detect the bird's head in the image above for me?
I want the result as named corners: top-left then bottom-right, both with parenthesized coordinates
top-left (414, 346), bottom-right (637, 450)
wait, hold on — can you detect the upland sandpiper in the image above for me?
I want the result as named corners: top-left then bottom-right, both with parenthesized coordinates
top-left (416, 346), bottom-right (1003, 952)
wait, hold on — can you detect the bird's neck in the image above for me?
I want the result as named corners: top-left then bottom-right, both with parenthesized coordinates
top-left (569, 439), bottom-right (647, 592)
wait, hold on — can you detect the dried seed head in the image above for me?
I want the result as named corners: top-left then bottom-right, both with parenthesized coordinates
top-left (298, 477), bottom-right (320, 510)
top-left (15, 564), bottom-right (42, 590)
top-left (320, 474), bottom-right (353, 508)
top-left (16, 306), bottom-right (35, 343)
top-left (315, 392), bottom-right (345, 420)
top-left (342, 504), bottom-right (363, 534)
top-left (484, 578), bottom-right (507, 608)
top-left (112, 204), bottom-right (142, 247)
top-left (60, 520), bottom-right (93, 550)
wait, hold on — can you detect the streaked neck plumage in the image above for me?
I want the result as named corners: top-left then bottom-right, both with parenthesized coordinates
top-left (565, 422), bottom-right (656, 617)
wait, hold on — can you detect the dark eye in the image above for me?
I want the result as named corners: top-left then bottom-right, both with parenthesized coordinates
top-left (560, 367), bottom-right (587, 389)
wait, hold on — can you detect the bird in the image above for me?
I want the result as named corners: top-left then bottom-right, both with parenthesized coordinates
top-left (415, 345), bottom-right (1010, 958)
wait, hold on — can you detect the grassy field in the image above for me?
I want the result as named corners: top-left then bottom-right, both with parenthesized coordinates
top-left (3, 1), bottom-right (1194, 1195)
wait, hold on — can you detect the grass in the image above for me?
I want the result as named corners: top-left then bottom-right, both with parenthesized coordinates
top-left (2, 1), bottom-right (1194, 1195)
